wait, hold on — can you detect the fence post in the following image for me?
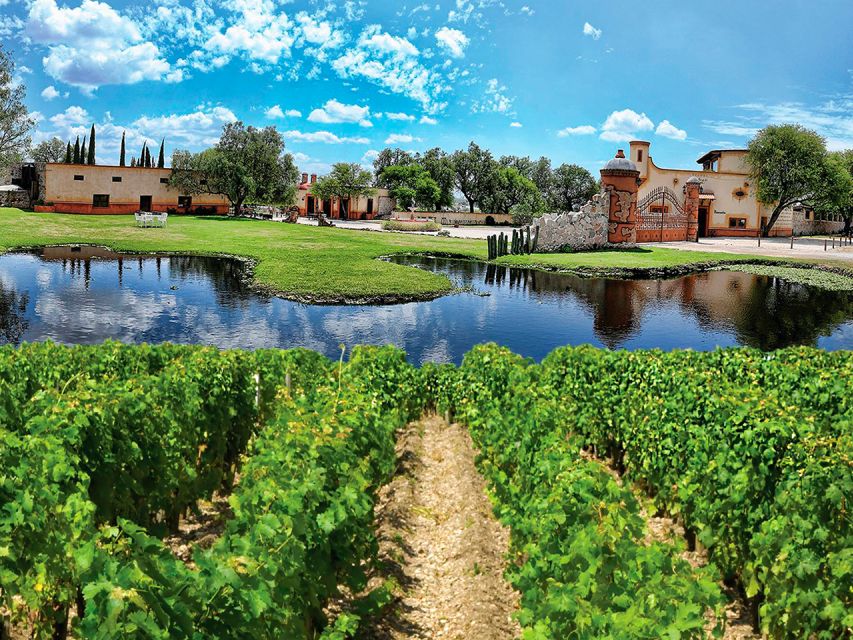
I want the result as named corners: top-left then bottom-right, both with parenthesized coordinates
top-left (790, 235), bottom-right (794, 249)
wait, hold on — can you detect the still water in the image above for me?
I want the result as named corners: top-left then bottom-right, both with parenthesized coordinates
top-left (0, 248), bottom-right (851, 364)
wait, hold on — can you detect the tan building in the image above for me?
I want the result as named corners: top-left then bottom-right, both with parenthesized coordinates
top-left (31, 163), bottom-right (230, 215)
top-left (628, 141), bottom-right (844, 239)
top-left (295, 172), bottom-right (394, 220)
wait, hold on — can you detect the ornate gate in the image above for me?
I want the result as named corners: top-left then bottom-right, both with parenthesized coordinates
top-left (636, 186), bottom-right (688, 242)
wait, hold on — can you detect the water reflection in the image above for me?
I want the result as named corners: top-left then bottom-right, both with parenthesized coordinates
top-left (0, 249), bottom-right (851, 364)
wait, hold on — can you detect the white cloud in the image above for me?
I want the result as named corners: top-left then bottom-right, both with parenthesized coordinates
top-left (419, 115), bottom-right (438, 125)
top-left (308, 99), bottom-right (372, 127)
top-left (435, 26), bottom-right (469, 58)
top-left (202, 0), bottom-right (296, 67)
top-left (510, 121), bottom-right (522, 128)
top-left (25, 0), bottom-right (178, 92)
top-left (385, 112), bottom-right (416, 121)
top-left (331, 25), bottom-right (447, 113)
top-left (558, 125), bottom-right (596, 136)
top-left (520, 6), bottom-right (534, 16)
top-left (471, 78), bottom-right (514, 114)
top-left (361, 149), bottom-right (380, 163)
top-left (264, 105), bottom-right (301, 119)
top-left (599, 108), bottom-right (654, 142)
top-left (282, 130), bottom-right (370, 144)
top-left (385, 133), bottom-right (421, 145)
top-left (132, 106), bottom-right (237, 147)
top-left (583, 22), bottom-right (602, 40)
top-left (701, 120), bottom-right (760, 137)
top-left (41, 85), bottom-right (60, 100)
top-left (49, 105), bottom-right (89, 128)
top-left (655, 119), bottom-right (687, 141)
top-left (295, 11), bottom-right (345, 61)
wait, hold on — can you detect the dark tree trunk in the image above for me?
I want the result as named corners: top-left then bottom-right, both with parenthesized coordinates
top-left (761, 204), bottom-right (786, 237)
top-left (468, 199), bottom-right (475, 213)
top-left (844, 216), bottom-right (852, 235)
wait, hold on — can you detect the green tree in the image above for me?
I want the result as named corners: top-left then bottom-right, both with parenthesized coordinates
top-left (311, 162), bottom-right (375, 216)
top-left (73, 136), bottom-right (81, 164)
top-left (415, 147), bottom-right (455, 208)
top-left (380, 163), bottom-right (442, 211)
top-left (373, 148), bottom-right (414, 186)
top-left (157, 139), bottom-right (165, 168)
top-left (31, 137), bottom-right (67, 163)
top-left (80, 139), bottom-right (87, 165)
top-left (480, 164), bottom-right (539, 217)
top-left (64, 141), bottom-right (72, 163)
top-left (0, 46), bottom-right (35, 169)
top-left (87, 124), bottom-right (96, 165)
top-left (130, 156), bottom-right (136, 168)
top-left (119, 131), bottom-right (126, 166)
top-left (452, 142), bottom-right (495, 213)
top-left (170, 122), bottom-right (299, 215)
top-left (547, 163), bottom-right (598, 212)
top-left (817, 150), bottom-right (853, 234)
top-left (746, 124), bottom-right (837, 236)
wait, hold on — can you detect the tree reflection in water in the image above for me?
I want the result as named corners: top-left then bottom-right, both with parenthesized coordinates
top-left (0, 280), bottom-right (29, 345)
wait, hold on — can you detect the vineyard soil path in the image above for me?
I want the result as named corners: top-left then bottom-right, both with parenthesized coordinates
top-left (361, 414), bottom-right (520, 640)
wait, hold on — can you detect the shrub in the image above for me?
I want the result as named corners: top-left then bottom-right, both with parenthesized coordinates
top-left (381, 219), bottom-right (441, 232)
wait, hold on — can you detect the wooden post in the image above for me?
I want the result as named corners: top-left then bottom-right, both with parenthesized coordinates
top-left (790, 235), bottom-right (794, 249)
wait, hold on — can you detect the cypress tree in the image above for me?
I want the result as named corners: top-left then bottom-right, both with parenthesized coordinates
top-left (119, 131), bottom-right (126, 167)
top-left (130, 157), bottom-right (136, 168)
top-left (145, 146), bottom-right (152, 168)
top-left (157, 138), bottom-right (165, 168)
top-left (140, 142), bottom-right (147, 167)
top-left (73, 136), bottom-right (81, 164)
top-left (64, 141), bottom-right (72, 164)
top-left (87, 124), bottom-right (96, 165)
top-left (80, 139), bottom-right (87, 165)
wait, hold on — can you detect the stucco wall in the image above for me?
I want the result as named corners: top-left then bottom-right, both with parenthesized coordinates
top-left (295, 187), bottom-right (393, 219)
top-left (41, 163), bottom-right (229, 214)
top-left (398, 211), bottom-right (513, 225)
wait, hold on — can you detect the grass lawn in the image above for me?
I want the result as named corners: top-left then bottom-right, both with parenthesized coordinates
top-left (0, 207), bottom-right (815, 301)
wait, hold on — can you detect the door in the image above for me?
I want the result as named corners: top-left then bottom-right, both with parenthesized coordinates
top-left (139, 195), bottom-right (152, 212)
top-left (323, 199), bottom-right (332, 217)
top-left (366, 198), bottom-right (374, 217)
top-left (307, 196), bottom-right (315, 215)
top-left (698, 207), bottom-right (708, 238)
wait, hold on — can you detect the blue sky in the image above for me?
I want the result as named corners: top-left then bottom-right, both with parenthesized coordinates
top-left (4, 0), bottom-right (853, 175)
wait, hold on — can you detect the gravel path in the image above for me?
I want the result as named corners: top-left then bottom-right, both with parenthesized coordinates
top-left (362, 415), bottom-right (520, 640)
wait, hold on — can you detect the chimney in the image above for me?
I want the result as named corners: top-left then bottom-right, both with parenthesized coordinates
top-left (301, 172), bottom-right (308, 184)
top-left (615, 149), bottom-right (625, 158)
top-left (310, 174), bottom-right (317, 183)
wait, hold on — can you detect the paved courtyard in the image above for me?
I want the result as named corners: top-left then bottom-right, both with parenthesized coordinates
top-left (649, 236), bottom-right (853, 263)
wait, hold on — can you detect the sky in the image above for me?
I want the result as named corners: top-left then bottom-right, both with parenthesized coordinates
top-left (3, 0), bottom-right (853, 176)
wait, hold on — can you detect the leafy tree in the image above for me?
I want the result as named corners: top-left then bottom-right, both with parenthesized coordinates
top-left (145, 145), bottom-right (152, 168)
top-left (73, 136), bottom-right (81, 164)
top-left (31, 137), bottom-right (67, 163)
top-left (119, 131), bottom-right (126, 166)
top-left (130, 156), bottom-right (136, 168)
top-left (415, 147), bottom-right (455, 208)
top-left (451, 141), bottom-right (495, 213)
top-left (64, 141), bottom-right (72, 164)
top-left (87, 124), bottom-right (96, 165)
top-left (746, 124), bottom-right (840, 236)
top-left (373, 148), bottom-right (414, 186)
top-left (547, 163), bottom-right (598, 212)
top-left (80, 139), bottom-right (87, 165)
top-left (0, 46), bottom-right (35, 169)
top-left (140, 142), bottom-right (147, 167)
top-left (311, 162), bottom-right (375, 216)
top-left (170, 122), bottom-right (299, 215)
top-left (480, 164), bottom-right (539, 216)
top-left (817, 150), bottom-right (853, 234)
top-left (380, 163), bottom-right (442, 211)
top-left (157, 139), bottom-right (165, 168)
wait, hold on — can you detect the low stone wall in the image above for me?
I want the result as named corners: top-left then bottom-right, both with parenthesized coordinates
top-left (793, 210), bottom-right (846, 236)
top-left (0, 188), bottom-right (31, 209)
top-left (397, 211), bottom-right (514, 226)
top-left (531, 192), bottom-right (609, 252)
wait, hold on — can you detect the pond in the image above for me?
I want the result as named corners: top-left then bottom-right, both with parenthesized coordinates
top-left (0, 248), bottom-right (851, 364)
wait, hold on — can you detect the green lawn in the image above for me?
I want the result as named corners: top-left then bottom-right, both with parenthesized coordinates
top-left (0, 208), bottom-right (803, 301)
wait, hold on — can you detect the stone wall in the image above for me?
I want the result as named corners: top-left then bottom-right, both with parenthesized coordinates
top-left (792, 209), bottom-right (846, 236)
top-left (0, 187), bottom-right (31, 209)
top-left (531, 191), bottom-right (610, 252)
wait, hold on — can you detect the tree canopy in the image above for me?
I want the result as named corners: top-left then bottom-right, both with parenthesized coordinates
top-left (31, 137), bottom-right (67, 163)
top-left (547, 163), bottom-right (599, 213)
top-left (379, 163), bottom-right (441, 211)
top-left (170, 122), bottom-right (298, 214)
top-left (452, 142), bottom-right (495, 213)
top-left (746, 124), bottom-right (849, 235)
top-left (0, 47), bottom-right (35, 170)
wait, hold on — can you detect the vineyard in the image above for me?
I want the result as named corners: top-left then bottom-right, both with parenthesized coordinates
top-left (0, 341), bottom-right (850, 639)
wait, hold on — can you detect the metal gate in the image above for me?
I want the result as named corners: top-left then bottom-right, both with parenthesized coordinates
top-left (636, 186), bottom-right (688, 242)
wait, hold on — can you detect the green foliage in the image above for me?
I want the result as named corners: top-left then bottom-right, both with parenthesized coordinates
top-left (727, 264), bottom-right (853, 290)
top-left (0, 45), bottom-right (35, 168)
top-left (480, 165), bottom-right (539, 216)
top-left (381, 219), bottom-right (441, 232)
top-left (119, 131), bottom-right (126, 167)
top-left (379, 163), bottom-right (442, 211)
top-left (310, 163), bottom-right (375, 212)
top-left (452, 141), bottom-right (495, 213)
top-left (87, 125), bottom-right (96, 166)
top-left (30, 137), bottom-right (67, 163)
top-left (546, 163), bottom-right (598, 213)
top-left (170, 122), bottom-right (299, 214)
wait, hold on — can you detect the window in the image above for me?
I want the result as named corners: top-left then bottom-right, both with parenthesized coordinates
top-left (728, 217), bottom-right (747, 229)
top-left (73, 175), bottom-right (84, 181)
top-left (160, 177), bottom-right (169, 184)
top-left (178, 196), bottom-right (192, 208)
top-left (637, 149), bottom-right (643, 162)
top-left (112, 176), bottom-right (122, 182)
top-left (92, 194), bottom-right (110, 208)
